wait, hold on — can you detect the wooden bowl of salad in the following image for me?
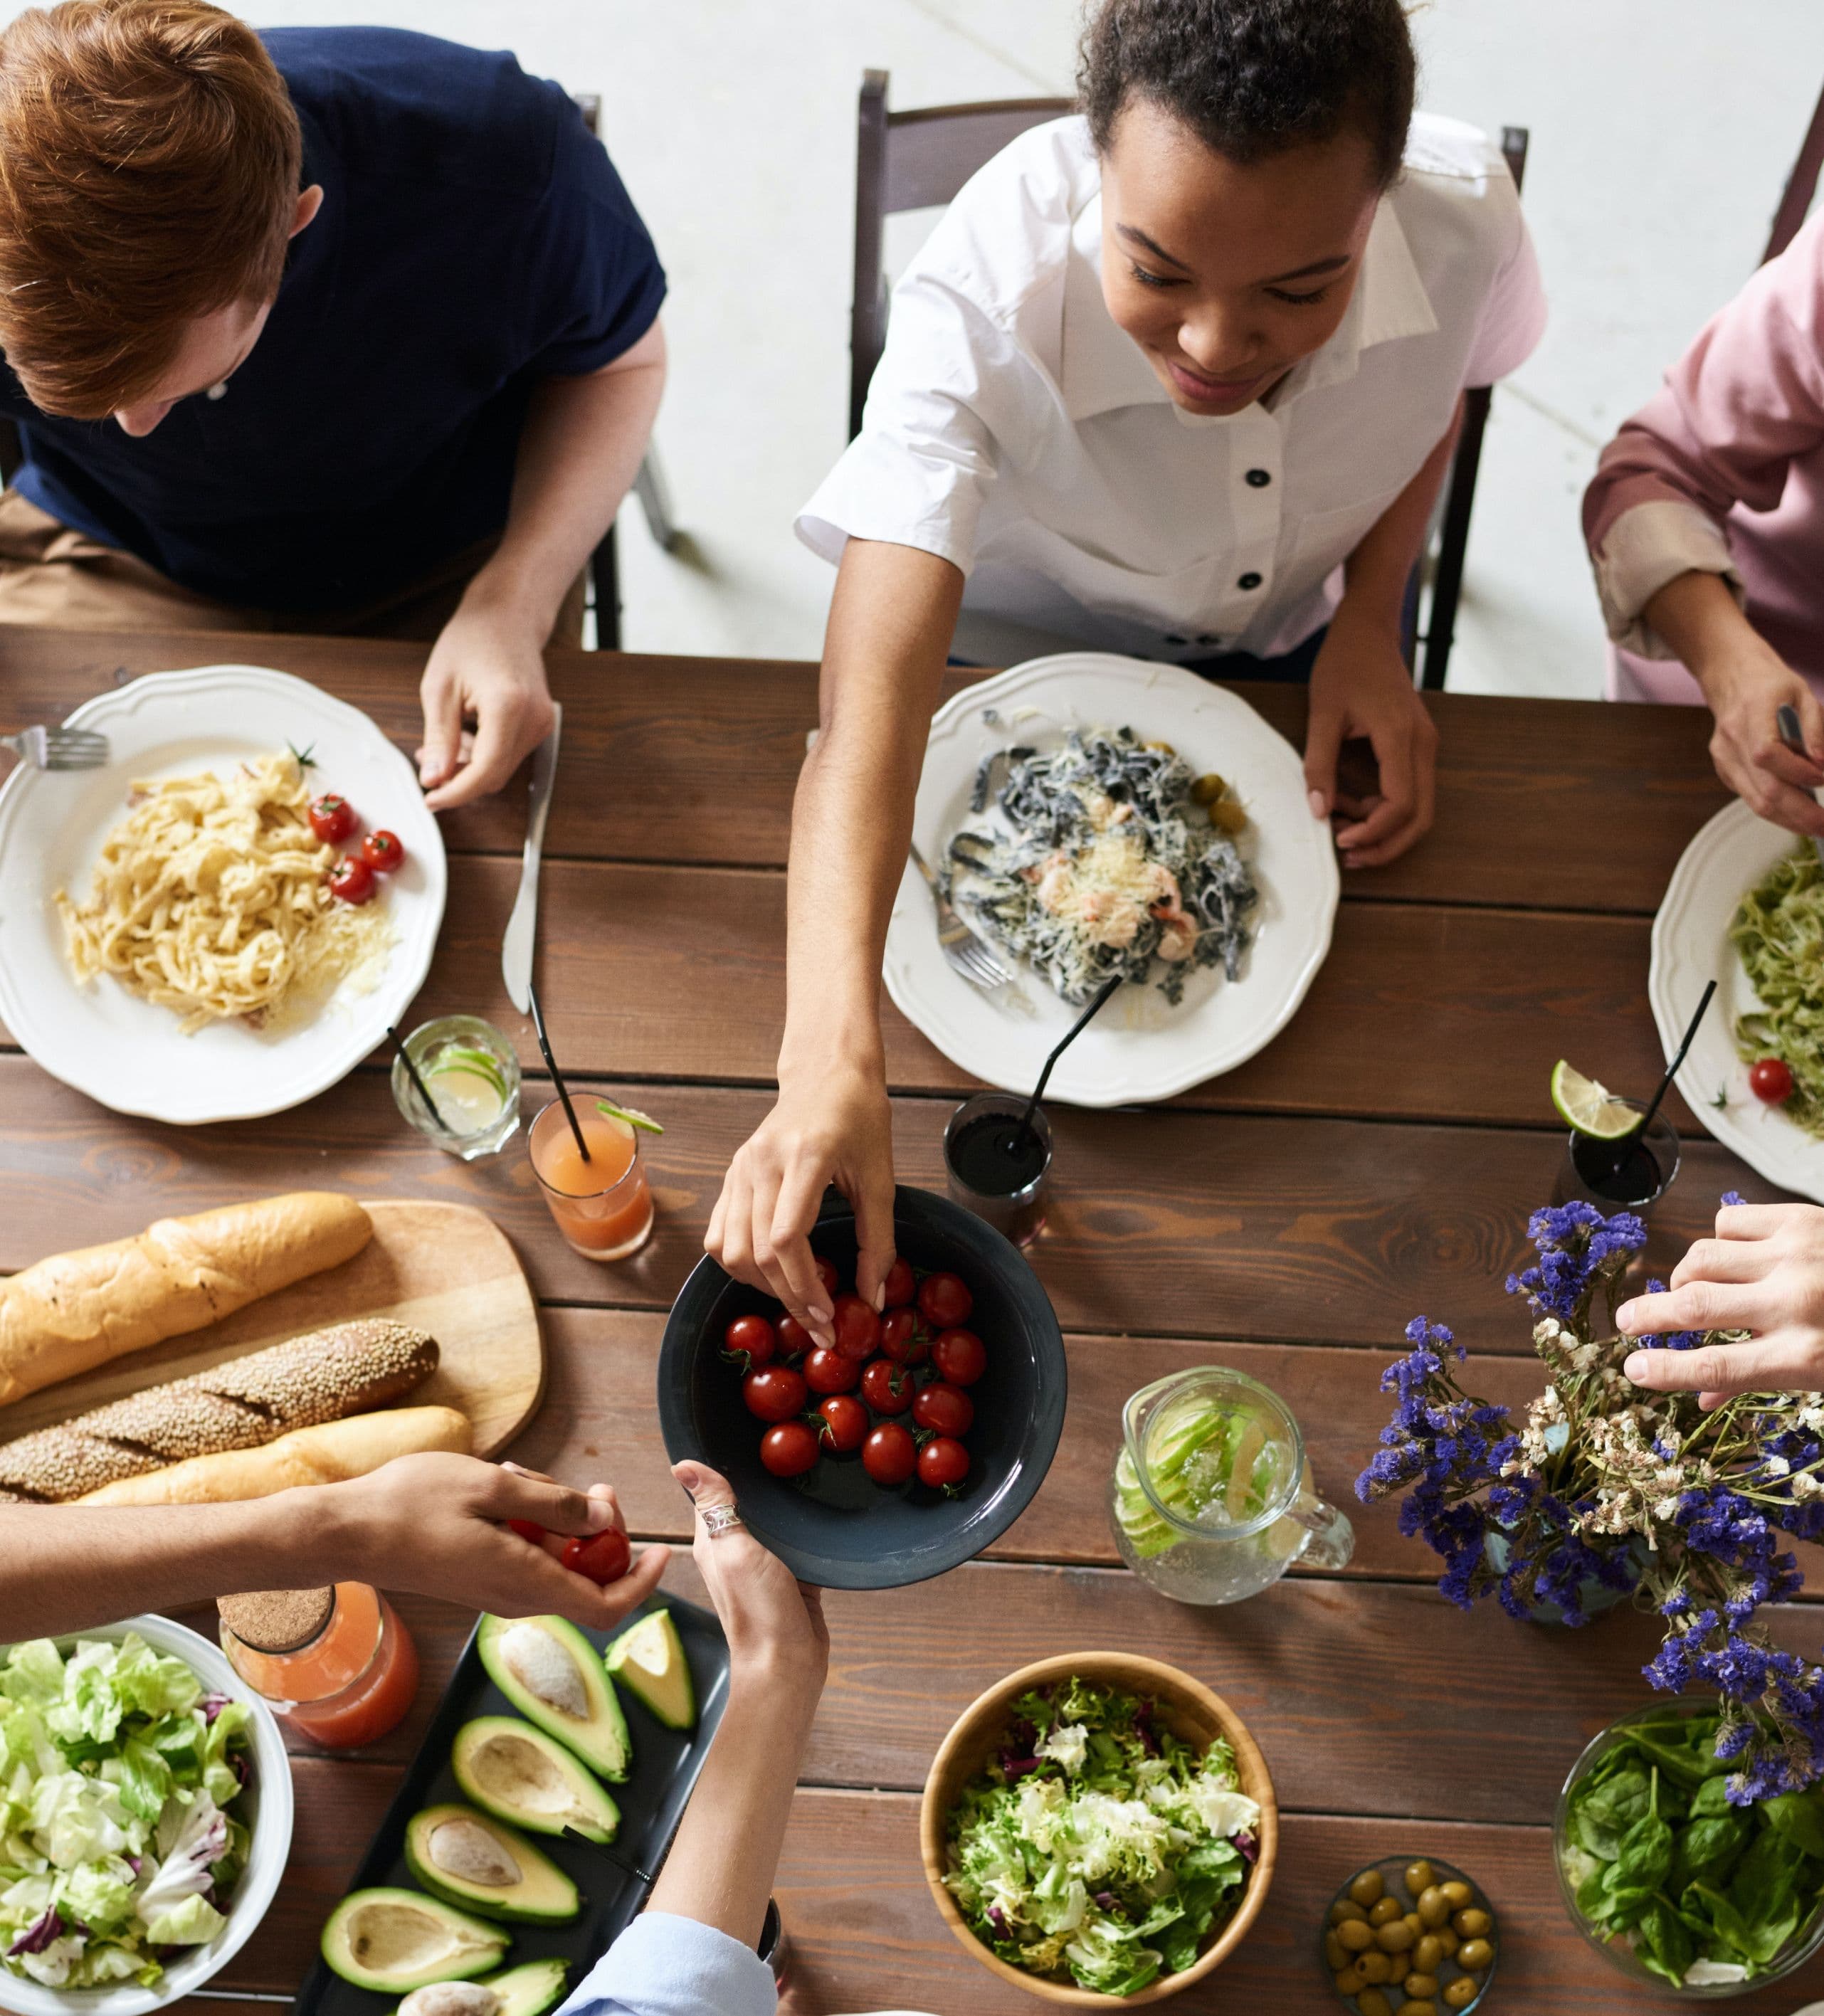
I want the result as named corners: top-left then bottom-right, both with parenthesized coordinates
top-left (920, 1652), bottom-right (1277, 2004)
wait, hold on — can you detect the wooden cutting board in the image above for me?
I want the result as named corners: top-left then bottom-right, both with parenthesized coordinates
top-left (0, 1200), bottom-right (543, 1458)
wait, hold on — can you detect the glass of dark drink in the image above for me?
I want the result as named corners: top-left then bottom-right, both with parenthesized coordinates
top-left (943, 1091), bottom-right (1053, 1247)
top-left (1554, 1099), bottom-right (1680, 1222)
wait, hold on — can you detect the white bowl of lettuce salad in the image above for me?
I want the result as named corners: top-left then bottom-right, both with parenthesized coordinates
top-left (922, 1655), bottom-right (1277, 2004)
top-left (0, 1615), bottom-right (292, 2015)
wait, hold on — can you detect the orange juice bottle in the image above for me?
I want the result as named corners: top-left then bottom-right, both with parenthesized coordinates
top-left (529, 1099), bottom-right (655, 1260)
top-left (218, 1584), bottom-right (419, 1750)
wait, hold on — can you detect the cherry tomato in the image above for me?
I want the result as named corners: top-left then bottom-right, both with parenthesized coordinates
top-left (722, 1314), bottom-right (776, 1370)
top-left (776, 1314), bottom-right (813, 1361)
top-left (813, 1257), bottom-right (839, 1299)
top-left (1751, 1057), bottom-right (1795, 1104)
top-left (742, 1365), bottom-right (808, 1423)
top-left (860, 1356), bottom-right (914, 1415)
top-left (879, 1307), bottom-right (930, 1366)
top-left (507, 1518), bottom-right (546, 1545)
top-left (913, 1380), bottom-right (975, 1437)
top-left (815, 1393), bottom-right (869, 1453)
top-left (327, 855), bottom-right (375, 904)
top-left (881, 1258), bottom-right (915, 1309)
top-left (562, 1526), bottom-right (632, 1585)
top-left (360, 828), bottom-right (405, 872)
top-left (307, 793), bottom-right (357, 844)
top-left (832, 1292), bottom-right (881, 1361)
top-left (862, 1420), bottom-right (917, 1487)
top-left (918, 1435), bottom-right (970, 1491)
top-left (932, 1327), bottom-right (986, 1387)
top-left (803, 1346), bottom-right (860, 1395)
top-left (760, 1420), bottom-right (820, 1478)
top-left (917, 1272), bottom-right (974, 1329)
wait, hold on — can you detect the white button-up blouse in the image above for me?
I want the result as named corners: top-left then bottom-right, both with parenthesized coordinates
top-left (799, 113), bottom-right (1546, 668)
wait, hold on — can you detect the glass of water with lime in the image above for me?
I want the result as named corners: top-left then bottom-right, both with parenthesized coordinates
top-left (391, 1015), bottom-right (521, 1159)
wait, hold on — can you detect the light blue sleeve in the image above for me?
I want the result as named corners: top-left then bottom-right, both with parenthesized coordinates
top-left (554, 1912), bottom-right (776, 2016)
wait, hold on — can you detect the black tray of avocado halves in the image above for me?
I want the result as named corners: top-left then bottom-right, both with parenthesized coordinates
top-left (294, 1598), bottom-right (729, 2016)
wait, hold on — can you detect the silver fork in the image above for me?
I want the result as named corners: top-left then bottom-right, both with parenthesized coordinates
top-left (909, 840), bottom-right (1009, 989)
top-left (1, 724), bottom-right (110, 770)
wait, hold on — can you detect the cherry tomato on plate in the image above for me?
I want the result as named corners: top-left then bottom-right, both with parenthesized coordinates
top-left (917, 1272), bottom-right (974, 1329)
top-left (913, 1381), bottom-right (974, 1437)
top-left (562, 1527), bottom-right (632, 1585)
top-left (815, 1393), bottom-right (869, 1454)
top-left (881, 1258), bottom-right (915, 1309)
top-left (880, 1307), bottom-right (929, 1366)
top-left (803, 1346), bottom-right (860, 1395)
top-left (932, 1328), bottom-right (986, 1387)
top-left (832, 1293), bottom-right (881, 1361)
top-left (862, 1421), bottom-right (917, 1487)
top-left (722, 1314), bottom-right (776, 1370)
top-left (776, 1314), bottom-right (813, 1361)
top-left (860, 1357), bottom-right (914, 1415)
top-left (1751, 1057), bottom-right (1795, 1104)
top-left (761, 1421), bottom-right (821, 1478)
top-left (918, 1435), bottom-right (970, 1491)
top-left (742, 1365), bottom-right (808, 1423)
top-left (327, 855), bottom-right (375, 904)
top-left (307, 793), bottom-right (357, 844)
top-left (813, 1257), bottom-right (839, 1299)
top-left (360, 828), bottom-right (405, 872)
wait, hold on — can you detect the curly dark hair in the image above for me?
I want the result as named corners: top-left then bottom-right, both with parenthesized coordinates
top-left (1078, 0), bottom-right (1416, 188)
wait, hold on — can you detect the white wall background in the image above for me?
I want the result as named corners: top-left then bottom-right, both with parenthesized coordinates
top-left (4, 0), bottom-right (1820, 693)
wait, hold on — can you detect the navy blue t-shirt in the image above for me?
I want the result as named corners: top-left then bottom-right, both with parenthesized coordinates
top-left (0, 28), bottom-right (665, 613)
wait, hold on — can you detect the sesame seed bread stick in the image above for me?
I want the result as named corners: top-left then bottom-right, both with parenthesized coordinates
top-left (0, 1192), bottom-right (373, 1408)
top-left (75, 1404), bottom-right (472, 1505)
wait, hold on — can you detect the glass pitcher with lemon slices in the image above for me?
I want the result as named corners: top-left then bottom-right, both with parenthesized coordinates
top-left (1110, 1367), bottom-right (1354, 1604)
top-left (391, 1015), bottom-right (522, 1159)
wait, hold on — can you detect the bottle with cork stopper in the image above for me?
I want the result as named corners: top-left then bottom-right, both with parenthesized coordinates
top-left (218, 1583), bottom-right (419, 1750)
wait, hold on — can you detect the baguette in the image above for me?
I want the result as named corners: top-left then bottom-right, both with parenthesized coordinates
top-left (0, 1319), bottom-right (436, 1502)
top-left (75, 1405), bottom-right (472, 1504)
top-left (0, 1193), bottom-right (372, 1407)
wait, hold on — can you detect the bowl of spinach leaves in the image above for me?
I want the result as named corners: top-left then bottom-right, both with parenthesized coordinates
top-left (1556, 1703), bottom-right (1824, 1995)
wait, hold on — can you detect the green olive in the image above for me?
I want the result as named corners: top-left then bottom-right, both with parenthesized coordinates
top-left (1457, 1938), bottom-right (1494, 1972)
top-left (1357, 1950), bottom-right (1393, 1985)
top-left (1402, 1975), bottom-right (1439, 2000)
top-left (1190, 774), bottom-right (1225, 804)
top-left (1351, 1870), bottom-right (1387, 1908)
top-left (1442, 1981), bottom-right (1477, 2011)
top-left (1416, 1885), bottom-right (1451, 1928)
top-left (1324, 1931), bottom-right (1349, 1970)
top-left (1376, 1919), bottom-right (1416, 1954)
top-left (1394, 2002), bottom-right (1438, 2016)
top-left (1453, 1908), bottom-right (1491, 1941)
top-left (1435, 1927), bottom-right (1460, 1960)
top-left (1412, 1934), bottom-right (1445, 1973)
top-left (1387, 1950), bottom-right (1412, 1985)
top-left (1338, 1917), bottom-right (1375, 1953)
top-left (1332, 1900), bottom-right (1369, 1926)
top-left (1403, 1912), bottom-right (1424, 1939)
top-left (1208, 798), bottom-right (1249, 833)
top-left (1404, 1859), bottom-right (1435, 1896)
top-left (1369, 1896), bottom-right (1403, 1928)
top-left (1439, 1881), bottom-right (1472, 1911)
top-left (1334, 1965), bottom-right (1366, 1995)
top-left (1359, 1993), bottom-right (1394, 2016)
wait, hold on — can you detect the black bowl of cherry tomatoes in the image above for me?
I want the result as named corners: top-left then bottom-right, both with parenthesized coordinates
top-left (657, 1185), bottom-right (1067, 1589)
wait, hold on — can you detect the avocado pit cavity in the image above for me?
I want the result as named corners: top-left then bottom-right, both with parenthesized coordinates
top-left (347, 1898), bottom-right (495, 1973)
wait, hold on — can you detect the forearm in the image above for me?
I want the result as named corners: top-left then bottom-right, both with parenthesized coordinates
top-left (779, 540), bottom-right (961, 1083)
top-left (464, 320), bottom-right (667, 638)
top-left (644, 1670), bottom-right (814, 1946)
top-left (1337, 397), bottom-right (1464, 631)
top-left (1642, 567), bottom-right (1770, 690)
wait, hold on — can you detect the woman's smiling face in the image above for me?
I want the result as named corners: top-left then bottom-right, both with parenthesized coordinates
top-left (1099, 98), bottom-right (1383, 417)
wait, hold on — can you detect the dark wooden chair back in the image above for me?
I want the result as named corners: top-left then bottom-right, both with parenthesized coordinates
top-left (1764, 80), bottom-right (1824, 265)
top-left (850, 70), bottom-right (1071, 438)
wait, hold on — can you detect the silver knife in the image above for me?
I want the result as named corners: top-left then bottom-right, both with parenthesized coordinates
top-left (501, 704), bottom-right (562, 1014)
top-left (1774, 703), bottom-right (1824, 867)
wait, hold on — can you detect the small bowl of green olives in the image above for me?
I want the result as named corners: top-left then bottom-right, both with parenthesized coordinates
top-left (1322, 1856), bottom-right (1499, 2016)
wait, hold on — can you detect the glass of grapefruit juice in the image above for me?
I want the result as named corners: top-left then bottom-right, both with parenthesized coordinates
top-left (529, 1099), bottom-right (655, 1260)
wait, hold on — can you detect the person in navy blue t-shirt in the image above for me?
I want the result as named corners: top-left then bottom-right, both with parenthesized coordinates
top-left (0, 2), bottom-right (665, 808)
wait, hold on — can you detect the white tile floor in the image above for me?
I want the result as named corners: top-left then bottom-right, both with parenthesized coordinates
top-left (5, 0), bottom-right (1823, 697)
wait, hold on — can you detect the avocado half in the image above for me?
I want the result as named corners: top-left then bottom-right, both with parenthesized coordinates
top-left (477, 1615), bottom-right (630, 1782)
top-left (320, 1886), bottom-right (509, 1992)
top-left (404, 1803), bottom-right (580, 1924)
top-left (605, 1610), bottom-right (696, 1732)
top-left (389, 1958), bottom-right (571, 2016)
top-left (452, 1716), bottom-right (621, 1843)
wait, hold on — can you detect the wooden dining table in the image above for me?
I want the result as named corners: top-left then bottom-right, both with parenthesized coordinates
top-left (5, 625), bottom-right (1823, 2015)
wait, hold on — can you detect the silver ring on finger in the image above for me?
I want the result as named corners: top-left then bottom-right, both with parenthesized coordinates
top-left (701, 1501), bottom-right (744, 1540)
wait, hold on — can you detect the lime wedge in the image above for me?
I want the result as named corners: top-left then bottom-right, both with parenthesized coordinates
top-left (1551, 1060), bottom-right (1638, 1138)
top-left (426, 1067), bottom-right (506, 1130)
top-left (426, 1045), bottom-right (508, 1098)
top-left (596, 1099), bottom-right (664, 1135)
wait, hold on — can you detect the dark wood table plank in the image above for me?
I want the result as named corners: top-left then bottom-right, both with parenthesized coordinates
top-left (0, 1062), bottom-right (1775, 1352)
top-left (0, 628), bottom-right (1728, 909)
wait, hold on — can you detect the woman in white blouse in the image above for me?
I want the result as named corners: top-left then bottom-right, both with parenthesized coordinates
top-left (709, 0), bottom-right (1546, 1329)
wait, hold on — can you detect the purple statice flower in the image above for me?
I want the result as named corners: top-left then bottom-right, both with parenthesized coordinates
top-left (1505, 1201), bottom-right (1646, 1323)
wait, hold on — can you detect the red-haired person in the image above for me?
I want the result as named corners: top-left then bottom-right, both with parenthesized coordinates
top-left (0, 2), bottom-right (665, 808)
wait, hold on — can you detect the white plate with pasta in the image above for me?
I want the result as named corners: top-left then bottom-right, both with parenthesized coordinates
top-left (0, 665), bottom-right (447, 1124)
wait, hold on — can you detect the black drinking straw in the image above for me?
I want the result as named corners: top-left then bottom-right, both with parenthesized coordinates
top-left (1596, 978), bottom-right (1717, 1174)
top-left (388, 1025), bottom-right (438, 1126)
top-left (526, 979), bottom-right (590, 1163)
top-left (1014, 973), bottom-right (1124, 1151)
